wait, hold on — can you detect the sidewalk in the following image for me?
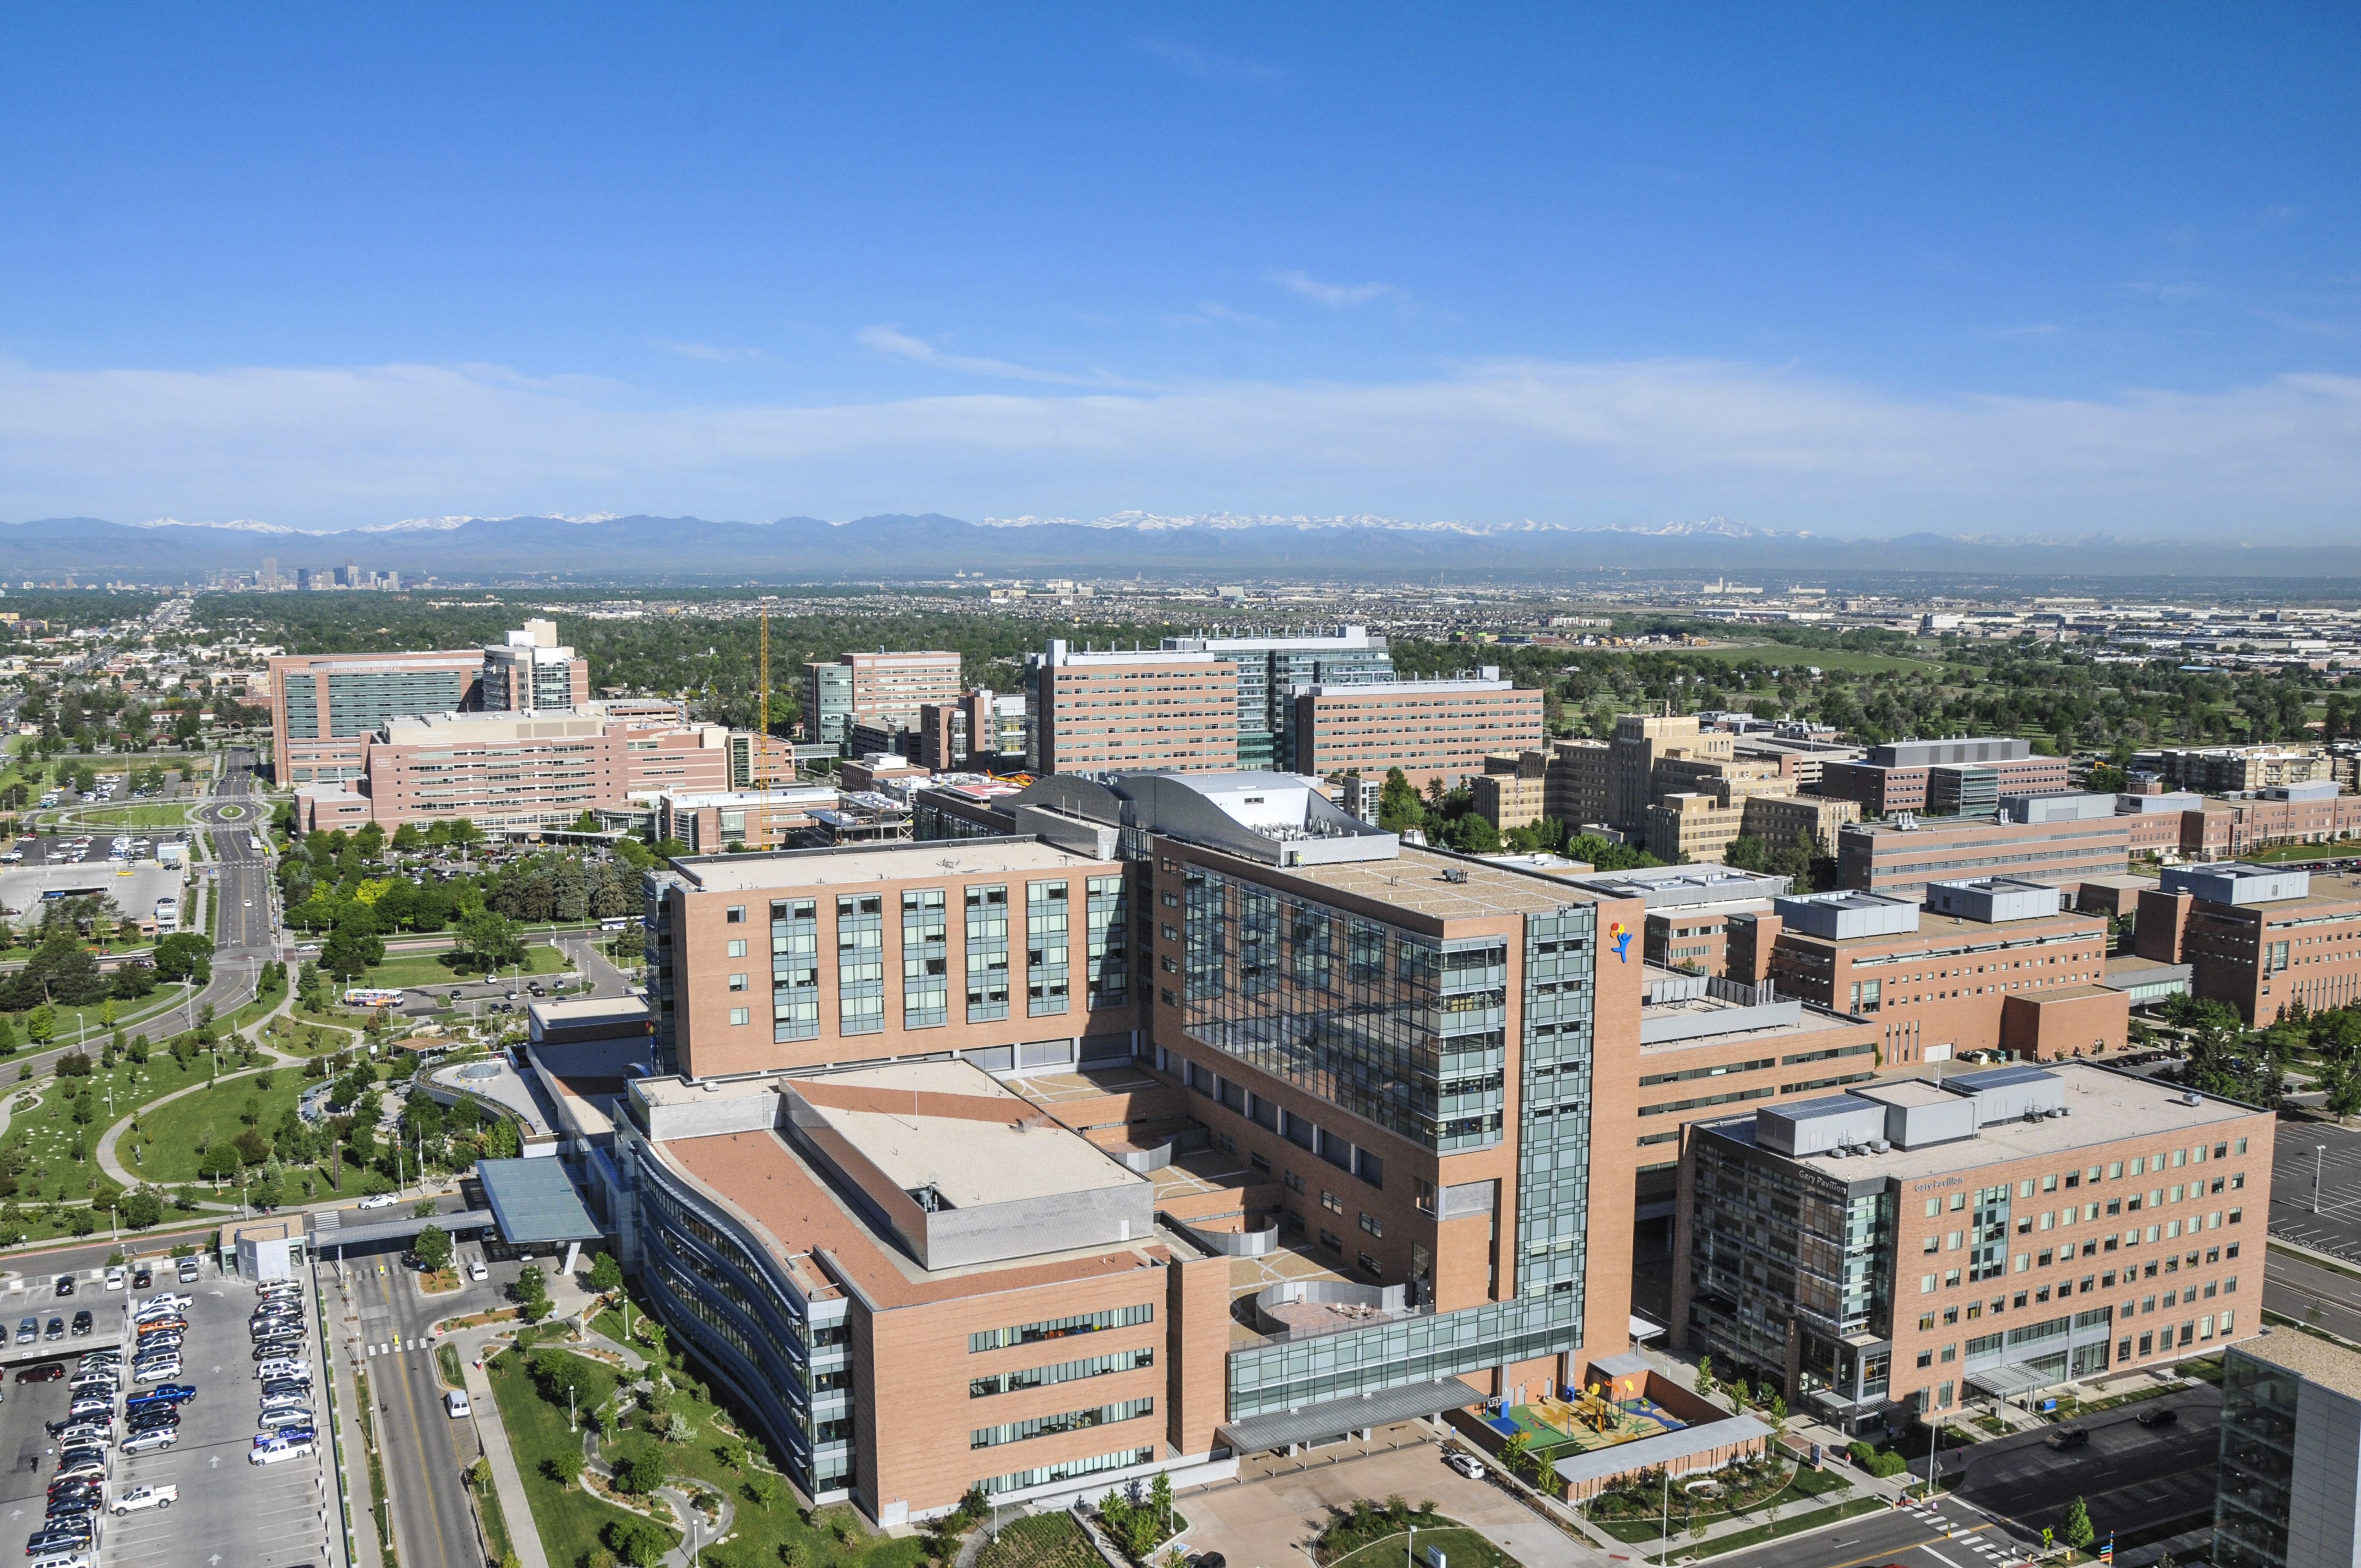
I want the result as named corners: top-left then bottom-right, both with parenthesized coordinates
top-left (453, 1322), bottom-right (555, 1568)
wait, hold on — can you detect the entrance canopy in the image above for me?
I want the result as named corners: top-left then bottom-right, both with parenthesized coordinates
top-left (476, 1158), bottom-right (603, 1245)
top-left (1967, 1363), bottom-right (2057, 1400)
top-left (312, 1206), bottom-right (496, 1251)
top-left (1217, 1376), bottom-right (1487, 1453)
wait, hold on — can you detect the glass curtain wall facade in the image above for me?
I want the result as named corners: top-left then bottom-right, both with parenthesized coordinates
top-left (1688, 1130), bottom-right (1897, 1397)
top-left (1516, 906), bottom-right (1595, 1301)
top-left (1084, 875), bottom-right (1128, 1010)
top-left (2214, 1350), bottom-right (2301, 1568)
top-left (628, 1137), bottom-right (852, 1498)
top-left (1180, 869), bottom-right (1510, 1151)
top-left (774, 898), bottom-right (821, 1042)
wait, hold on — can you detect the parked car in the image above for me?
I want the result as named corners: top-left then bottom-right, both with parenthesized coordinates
top-left (17, 1316), bottom-right (40, 1344)
top-left (175, 1258), bottom-right (199, 1284)
top-left (108, 1485), bottom-right (176, 1515)
top-left (101, 1269), bottom-right (122, 1293)
top-left (250, 1436), bottom-right (315, 1464)
top-left (43, 1318), bottom-right (64, 1341)
top-left (68, 1311), bottom-right (90, 1338)
top-left (119, 1428), bottom-right (176, 1455)
top-left (52, 1276), bottom-right (73, 1298)
top-left (257, 1406), bottom-right (315, 1431)
top-left (445, 1389), bottom-right (471, 1418)
top-left (19, 1362), bottom-right (66, 1382)
top-left (123, 1385), bottom-right (195, 1412)
top-left (130, 1267), bottom-right (152, 1290)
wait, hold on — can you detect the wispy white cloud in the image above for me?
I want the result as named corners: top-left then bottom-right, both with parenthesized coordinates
top-left (1135, 38), bottom-right (1284, 85)
top-left (0, 355), bottom-right (2357, 538)
top-left (648, 339), bottom-right (770, 363)
top-left (1270, 270), bottom-right (1400, 308)
top-left (855, 325), bottom-right (1138, 388)
top-left (2262, 204), bottom-right (2300, 223)
top-left (1183, 301), bottom-right (1279, 330)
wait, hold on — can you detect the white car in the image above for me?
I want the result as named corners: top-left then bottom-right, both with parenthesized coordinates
top-left (109, 1484), bottom-right (176, 1515)
top-left (138, 1293), bottom-right (191, 1313)
top-left (119, 1429), bottom-right (176, 1456)
top-left (253, 1359), bottom-right (310, 1382)
top-left (445, 1389), bottom-right (470, 1418)
top-left (1443, 1450), bottom-right (1487, 1480)
top-left (101, 1269), bottom-right (123, 1292)
top-left (467, 1261), bottom-right (488, 1283)
top-left (250, 1438), bottom-right (314, 1465)
top-left (132, 1360), bottom-right (181, 1384)
top-left (357, 1194), bottom-right (398, 1211)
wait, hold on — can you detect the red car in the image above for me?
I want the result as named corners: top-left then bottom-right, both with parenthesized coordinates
top-left (17, 1362), bottom-right (64, 1382)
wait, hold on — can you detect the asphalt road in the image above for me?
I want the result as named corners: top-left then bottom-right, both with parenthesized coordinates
top-left (1951, 1385), bottom-right (2221, 1546)
top-left (2267, 1117), bottom-right (2361, 1264)
top-left (1713, 1501), bottom-right (2010, 1568)
top-left (340, 1246), bottom-right (480, 1568)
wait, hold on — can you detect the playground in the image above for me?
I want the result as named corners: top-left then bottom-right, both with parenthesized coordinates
top-left (1487, 1383), bottom-right (1688, 1460)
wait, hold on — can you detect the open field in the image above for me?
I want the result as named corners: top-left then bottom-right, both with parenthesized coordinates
top-left (1687, 641), bottom-right (1953, 675)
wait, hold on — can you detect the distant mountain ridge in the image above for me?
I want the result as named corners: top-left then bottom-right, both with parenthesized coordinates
top-left (2, 511), bottom-right (2355, 582)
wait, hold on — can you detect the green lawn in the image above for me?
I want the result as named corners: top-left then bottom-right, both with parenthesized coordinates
top-left (1329, 1528), bottom-right (1514, 1568)
top-left (1683, 641), bottom-right (1951, 676)
top-left (1589, 1458), bottom-right (1854, 1547)
top-left (497, 1331), bottom-right (927, 1568)
top-left (124, 1060), bottom-right (308, 1186)
top-left (358, 943), bottom-right (567, 990)
top-left (976, 1513), bottom-right (1099, 1568)
top-left (62, 803), bottom-right (196, 830)
top-left (486, 1349), bottom-right (677, 1568)
top-left (0, 1042), bottom-right (229, 1240)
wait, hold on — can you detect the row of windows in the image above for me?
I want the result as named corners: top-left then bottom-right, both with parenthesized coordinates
top-left (971, 1398), bottom-right (1155, 1450)
top-left (969, 1303), bottom-right (1156, 1353)
top-left (976, 1445), bottom-right (1157, 1499)
top-left (970, 1347), bottom-right (1154, 1400)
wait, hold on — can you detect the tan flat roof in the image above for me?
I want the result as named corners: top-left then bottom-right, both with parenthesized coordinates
top-left (1278, 843), bottom-right (1595, 920)
top-left (1713, 1061), bottom-right (2259, 1181)
top-left (674, 837), bottom-right (1106, 891)
top-left (790, 1060), bottom-right (1141, 1209)
top-left (2235, 1327), bottom-right (2361, 1403)
top-left (662, 1129), bottom-right (1173, 1308)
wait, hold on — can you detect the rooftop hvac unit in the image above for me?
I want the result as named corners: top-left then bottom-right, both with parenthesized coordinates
top-left (1869, 1139), bottom-right (1892, 1153)
top-left (2183, 1091), bottom-right (2202, 1107)
top-left (1826, 1146), bottom-right (1850, 1159)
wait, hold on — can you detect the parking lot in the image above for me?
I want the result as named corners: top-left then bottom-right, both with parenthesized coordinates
top-left (2267, 1118), bottom-right (2361, 1263)
top-left (0, 1254), bottom-right (340, 1568)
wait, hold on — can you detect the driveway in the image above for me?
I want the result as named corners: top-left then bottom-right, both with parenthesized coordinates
top-left (1178, 1436), bottom-right (1612, 1568)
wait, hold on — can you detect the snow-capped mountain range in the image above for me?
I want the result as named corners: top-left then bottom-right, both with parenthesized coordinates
top-left (0, 511), bottom-right (2344, 581)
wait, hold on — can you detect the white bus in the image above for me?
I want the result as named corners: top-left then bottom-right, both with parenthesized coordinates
top-left (153, 896), bottom-right (179, 935)
top-left (341, 988), bottom-right (405, 1010)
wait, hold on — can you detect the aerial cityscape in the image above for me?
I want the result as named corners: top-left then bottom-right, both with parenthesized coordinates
top-left (0, 10), bottom-right (2355, 1568)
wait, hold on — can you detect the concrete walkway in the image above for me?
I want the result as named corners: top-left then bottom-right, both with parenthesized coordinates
top-left (453, 1324), bottom-right (556, 1568)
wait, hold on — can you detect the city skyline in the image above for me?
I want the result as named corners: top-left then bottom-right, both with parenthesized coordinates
top-left (2, 8), bottom-right (2355, 538)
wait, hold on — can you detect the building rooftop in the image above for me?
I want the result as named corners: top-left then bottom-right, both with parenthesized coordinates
top-left (2233, 1327), bottom-right (2361, 1404)
top-left (668, 835), bottom-right (1106, 891)
top-left (1280, 842), bottom-right (1598, 921)
top-left (1704, 1061), bottom-right (2257, 1181)
top-left (1575, 865), bottom-right (1791, 908)
top-left (785, 1060), bottom-right (1141, 1211)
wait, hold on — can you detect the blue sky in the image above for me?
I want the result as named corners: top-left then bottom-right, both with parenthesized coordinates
top-left (2, 6), bottom-right (2357, 536)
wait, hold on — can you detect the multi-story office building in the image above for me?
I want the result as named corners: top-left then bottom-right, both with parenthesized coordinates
top-left (1675, 1062), bottom-right (2269, 1432)
top-left (801, 651), bottom-right (965, 748)
top-left (2135, 864), bottom-right (2361, 1023)
top-left (481, 618), bottom-right (591, 713)
top-left (1817, 738), bottom-right (2072, 818)
top-left (656, 786), bottom-right (842, 854)
top-left (1837, 815), bottom-right (2131, 899)
top-left (1745, 883), bottom-right (2124, 1066)
top-left (642, 836), bottom-right (1136, 1081)
top-left (1609, 716), bottom-right (1731, 838)
top-left (1026, 644), bottom-right (1240, 775)
top-left (1161, 627), bottom-right (1394, 770)
top-left (268, 646), bottom-right (485, 784)
top-left (2213, 1328), bottom-right (2361, 1567)
top-left (620, 771), bottom-right (1651, 1525)
top-left (1575, 866), bottom-right (1792, 981)
top-left (1625, 967), bottom-right (1881, 1234)
top-left (1544, 739), bottom-right (1613, 830)
top-left (1472, 752), bottom-right (1549, 833)
top-left (2136, 744), bottom-right (2332, 796)
top-left (1288, 673), bottom-right (1545, 791)
top-left (291, 704), bottom-right (742, 832)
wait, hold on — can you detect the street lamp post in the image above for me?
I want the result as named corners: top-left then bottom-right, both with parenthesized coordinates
top-left (2318, 1145), bottom-right (2330, 1216)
